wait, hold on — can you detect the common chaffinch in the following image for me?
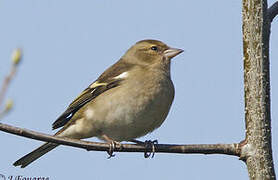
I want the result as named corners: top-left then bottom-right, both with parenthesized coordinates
top-left (14, 39), bottom-right (183, 168)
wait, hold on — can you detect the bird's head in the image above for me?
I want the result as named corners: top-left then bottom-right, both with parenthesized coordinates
top-left (122, 39), bottom-right (183, 67)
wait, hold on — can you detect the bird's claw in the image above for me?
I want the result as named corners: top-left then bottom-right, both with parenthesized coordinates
top-left (107, 141), bottom-right (121, 159)
top-left (107, 141), bottom-right (116, 159)
top-left (144, 140), bottom-right (158, 158)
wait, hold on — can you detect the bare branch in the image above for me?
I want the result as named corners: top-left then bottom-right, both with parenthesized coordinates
top-left (0, 65), bottom-right (17, 109)
top-left (0, 48), bottom-right (22, 114)
top-left (268, 1), bottom-right (278, 22)
top-left (0, 122), bottom-right (241, 157)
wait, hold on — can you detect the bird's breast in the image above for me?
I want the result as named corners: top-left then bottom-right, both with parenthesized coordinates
top-left (91, 72), bottom-right (175, 141)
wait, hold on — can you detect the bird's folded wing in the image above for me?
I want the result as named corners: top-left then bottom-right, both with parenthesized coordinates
top-left (52, 60), bottom-right (134, 130)
top-left (52, 79), bottom-right (122, 130)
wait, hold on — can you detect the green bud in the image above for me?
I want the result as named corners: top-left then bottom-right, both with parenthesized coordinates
top-left (5, 99), bottom-right (13, 111)
top-left (11, 48), bottom-right (22, 65)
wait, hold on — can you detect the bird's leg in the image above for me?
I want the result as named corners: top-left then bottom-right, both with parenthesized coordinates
top-left (101, 134), bottom-right (121, 159)
top-left (130, 139), bottom-right (158, 158)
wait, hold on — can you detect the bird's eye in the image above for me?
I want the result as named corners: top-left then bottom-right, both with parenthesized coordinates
top-left (151, 46), bottom-right (158, 51)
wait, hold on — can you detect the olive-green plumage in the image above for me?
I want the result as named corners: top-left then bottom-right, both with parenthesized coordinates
top-left (13, 39), bottom-right (183, 168)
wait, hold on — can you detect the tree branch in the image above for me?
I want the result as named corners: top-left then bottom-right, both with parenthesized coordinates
top-left (268, 1), bottom-right (278, 22)
top-left (0, 64), bottom-right (17, 109)
top-left (242, 0), bottom-right (276, 179)
top-left (0, 48), bottom-right (22, 117)
top-left (0, 122), bottom-right (241, 157)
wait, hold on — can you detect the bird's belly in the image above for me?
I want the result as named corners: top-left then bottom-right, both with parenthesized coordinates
top-left (90, 80), bottom-right (174, 141)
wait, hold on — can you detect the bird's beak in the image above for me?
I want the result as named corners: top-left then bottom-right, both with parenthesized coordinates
top-left (163, 48), bottom-right (184, 59)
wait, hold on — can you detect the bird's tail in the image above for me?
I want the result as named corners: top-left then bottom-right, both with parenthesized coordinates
top-left (13, 142), bottom-right (58, 168)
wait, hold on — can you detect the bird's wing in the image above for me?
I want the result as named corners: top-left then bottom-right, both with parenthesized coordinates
top-left (52, 60), bottom-right (134, 130)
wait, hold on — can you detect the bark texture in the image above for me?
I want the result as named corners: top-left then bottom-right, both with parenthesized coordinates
top-left (242, 0), bottom-right (276, 179)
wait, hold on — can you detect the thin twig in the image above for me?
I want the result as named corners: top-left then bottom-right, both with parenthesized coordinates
top-left (0, 122), bottom-right (241, 157)
top-left (0, 65), bottom-right (17, 109)
top-left (268, 1), bottom-right (278, 22)
top-left (0, 48), bottom-right (21, 113)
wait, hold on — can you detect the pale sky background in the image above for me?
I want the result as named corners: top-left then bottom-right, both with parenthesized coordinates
top-left (0, 0), bottom-right (277, 179)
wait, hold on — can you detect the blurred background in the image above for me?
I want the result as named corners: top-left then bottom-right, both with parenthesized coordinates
top-left (0, 0), bottom-right (277, 179)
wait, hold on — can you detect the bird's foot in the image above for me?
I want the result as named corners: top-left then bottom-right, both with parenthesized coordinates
top-left (102, 134), bottom-right (121, 159)
top-left (131, 139), bottom-right (158, 158)
top-left (107, 141), bottom-right (116, 159)
top-left (144, 140), bottom-right (158, 158)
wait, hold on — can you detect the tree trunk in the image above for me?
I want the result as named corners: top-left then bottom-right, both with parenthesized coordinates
top-left (242, 0), bottom-right (276, 179)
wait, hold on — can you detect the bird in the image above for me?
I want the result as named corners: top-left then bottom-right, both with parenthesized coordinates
top-left (13, 39), bottom-right (183, 168)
